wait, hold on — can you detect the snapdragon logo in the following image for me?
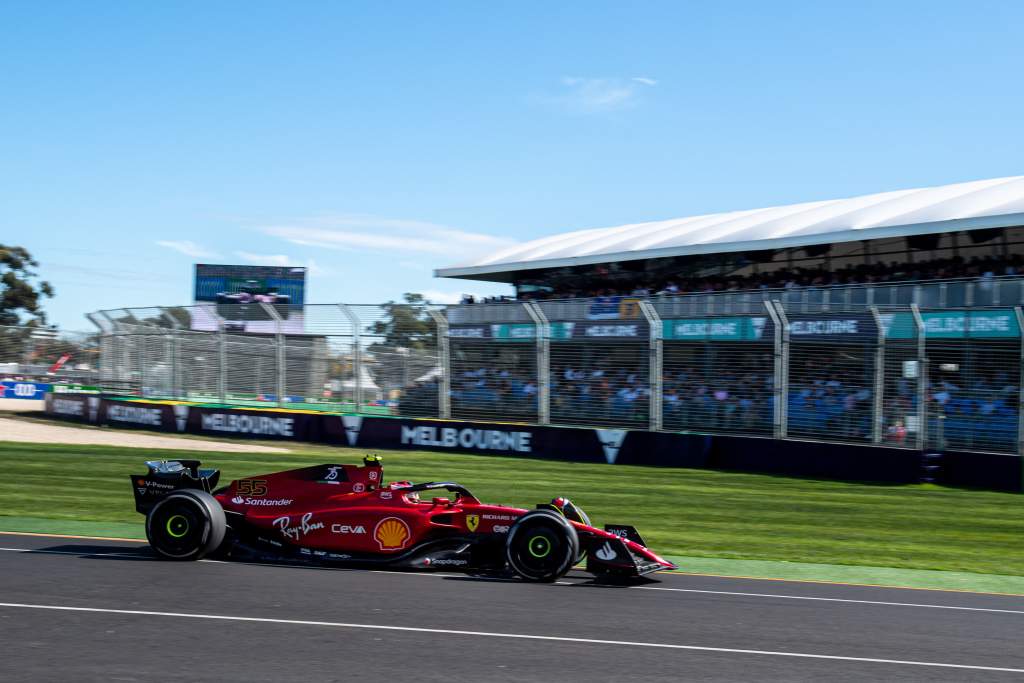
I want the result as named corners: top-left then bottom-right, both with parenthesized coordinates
top-left (173, 405), bottom-right (190, 432)
top-left (341, 415), bottom-right (363, 446)
top-left (201, 413), bottom-right (295, 436)
top-left (401, 425), bottom-right (532, 453)
top-left (595, 429), bottom-right (627, 464)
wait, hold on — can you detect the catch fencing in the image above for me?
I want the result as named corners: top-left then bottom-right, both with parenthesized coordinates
top-left (0, 325), bottom-right (101, 383)
top-left (86, 288), bottom-right (1024, 456)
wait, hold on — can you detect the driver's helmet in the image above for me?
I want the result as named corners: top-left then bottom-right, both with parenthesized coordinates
top-left (551, 497), bottom-right (591, 527)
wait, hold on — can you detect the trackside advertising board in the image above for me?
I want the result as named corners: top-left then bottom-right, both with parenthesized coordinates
top-left (42, 397), bottom-right (1014, 489)
top-left (450, 322), bottom-right (649, 340)
top-left (0, 381), bottom-right (49, 399)
top-left (43, 396), bottom-right (320, 440)
top-left (662, 316), bottom-right (772, 341)
top-left (879, 310), bottom-right (1021, 339)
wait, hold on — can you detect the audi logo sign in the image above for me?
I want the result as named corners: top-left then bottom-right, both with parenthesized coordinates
top-left (1, 381), bottom-right (48, 399)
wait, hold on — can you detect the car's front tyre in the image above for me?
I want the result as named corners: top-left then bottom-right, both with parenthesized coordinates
top-left (505, 510), bottom-right (579, 582)
top-left (146, 490), bottom-right (226, 561)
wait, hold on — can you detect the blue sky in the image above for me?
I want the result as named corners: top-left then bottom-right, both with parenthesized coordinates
top-left (2, 1), bottom-right (1022, 329)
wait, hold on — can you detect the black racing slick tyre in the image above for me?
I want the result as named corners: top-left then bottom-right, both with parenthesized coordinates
top-left (146, 490), bottom-right (226, 561)
top-left (505, 510), bottom-right (579, 582)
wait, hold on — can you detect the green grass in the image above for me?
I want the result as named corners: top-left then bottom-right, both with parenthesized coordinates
top-left (1, 440), bottom-right (1022, 580)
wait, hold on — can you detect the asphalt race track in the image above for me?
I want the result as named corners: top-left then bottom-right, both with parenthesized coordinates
top-left (1, 533), bottom-right (1022, 682)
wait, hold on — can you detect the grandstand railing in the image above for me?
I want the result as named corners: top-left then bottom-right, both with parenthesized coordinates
top-left (86, 279), bottom-right (1024, 457)
top-left (453, 276), bottom-right (1024, 322)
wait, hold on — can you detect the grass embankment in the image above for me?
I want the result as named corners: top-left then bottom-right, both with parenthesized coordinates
top-left (1, 440), bottom-right (1022, 583)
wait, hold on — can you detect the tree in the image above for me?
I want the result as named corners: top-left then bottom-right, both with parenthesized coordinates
top-left (368, 293), bottom-right (436, 350)
top-left (1, 245), bottom-right (54, 326)
top-left (366, 293), bottom-right (439, 394)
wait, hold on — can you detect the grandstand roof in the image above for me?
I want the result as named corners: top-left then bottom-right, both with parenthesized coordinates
top-left (436, 175), bottom-right (1024, 281)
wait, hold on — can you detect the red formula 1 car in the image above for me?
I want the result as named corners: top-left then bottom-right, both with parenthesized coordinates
top-left (130, 456), bottom-right (676, 582)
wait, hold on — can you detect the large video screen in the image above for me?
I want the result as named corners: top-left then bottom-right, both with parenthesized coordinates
top-left (192, 264), bottom-right (306, 333)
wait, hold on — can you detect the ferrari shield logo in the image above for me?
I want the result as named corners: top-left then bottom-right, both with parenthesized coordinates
top-left (465, 514), bottom-right (480, 532)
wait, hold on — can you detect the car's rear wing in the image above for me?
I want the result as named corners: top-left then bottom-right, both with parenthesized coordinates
top-left (129, 460), bottom-right (221, 514)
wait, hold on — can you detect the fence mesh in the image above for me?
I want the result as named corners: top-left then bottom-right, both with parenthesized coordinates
top-left (2, 291), bottom-right (1015, 456)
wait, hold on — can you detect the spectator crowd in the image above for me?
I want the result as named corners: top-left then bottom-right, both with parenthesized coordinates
top-left (399, 344), bottom-right (1020, 452)
top-left (458, 254), bottom-right (1024, 304)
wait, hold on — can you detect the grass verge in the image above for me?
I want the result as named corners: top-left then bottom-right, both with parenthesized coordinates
top-left (1, 440), bottom-right (1021, 591)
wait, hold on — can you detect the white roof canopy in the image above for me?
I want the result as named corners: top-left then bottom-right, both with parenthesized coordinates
top-left (436, 176), bottom-right (1024, 281)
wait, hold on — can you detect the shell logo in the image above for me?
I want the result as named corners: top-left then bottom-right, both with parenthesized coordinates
top-left (374, 517), bottom-right (411, 550)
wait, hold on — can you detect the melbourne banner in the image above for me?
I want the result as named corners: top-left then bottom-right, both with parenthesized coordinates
top-left (662, 316), bottom-right (772, 342)
top-left (879, 309), bottom-right (1021, 339)
top-left (786, 313), bottom-right (878, 342)
top-left (322, 414), bottom-right (711, 467)
top-left (452, 322), bottom-right (647, 341)
top-left (43, 396), bottom-right (1010, 489)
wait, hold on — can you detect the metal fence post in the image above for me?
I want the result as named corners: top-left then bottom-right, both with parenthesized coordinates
top-left (427, 309), bottom-right (451, 419)
top-left (260, 303), bottom-right (286, 407)
top-left (868, 306), bottom-right (886, 443)
top-left (1015, 307), bottom-right (1024, 458)
top-left (159, 308), bottom-right (181, 399)
top-left (638, 300), bottom-right (663, 431)
top-left (910, 303), bottom-right (927, 451)
top-left (99, 311), bottom-right (121, 384)
top-left (524, 302), bottom-right (550, 425)
top-left (338, 304), bottom-right (363, 413)
top-left (136, 329), bottom-right (145, 397)
top-left (86, 313), bottom-right (107, 384)
top-left (217, 320), bottom-right (228, 404)
top-left (766, 300), bottom-right (789, 438)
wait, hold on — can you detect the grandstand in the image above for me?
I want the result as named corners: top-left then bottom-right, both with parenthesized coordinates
top-left (69, 176), bottom-right (1024, 465)
top-left (436, 175), bottom-right (1024, 305)
top-left (433, 175), bottom-right (1024, 454)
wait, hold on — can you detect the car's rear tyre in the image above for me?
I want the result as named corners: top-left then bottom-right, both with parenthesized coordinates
top-left (146, 490), bottom-right (225, 561)
top-left (505, 510), bottom-right (579, 582)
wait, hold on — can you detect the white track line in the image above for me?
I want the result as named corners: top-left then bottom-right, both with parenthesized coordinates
top-left (0, 601), bottom-right (1020, 674)
top-left (633, 586), bottom-right (1024, 615)
top-left (0, 546), bottom-right (141, 560)
top-left (1, 545), bottom-right (1019, 615)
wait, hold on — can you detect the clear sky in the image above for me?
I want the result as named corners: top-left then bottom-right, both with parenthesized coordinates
top-left (2, 1), bottom-right (1022, 329)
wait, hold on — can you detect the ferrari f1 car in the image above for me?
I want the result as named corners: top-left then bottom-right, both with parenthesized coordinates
top-left (130, 456), bottom-right (676, 582)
